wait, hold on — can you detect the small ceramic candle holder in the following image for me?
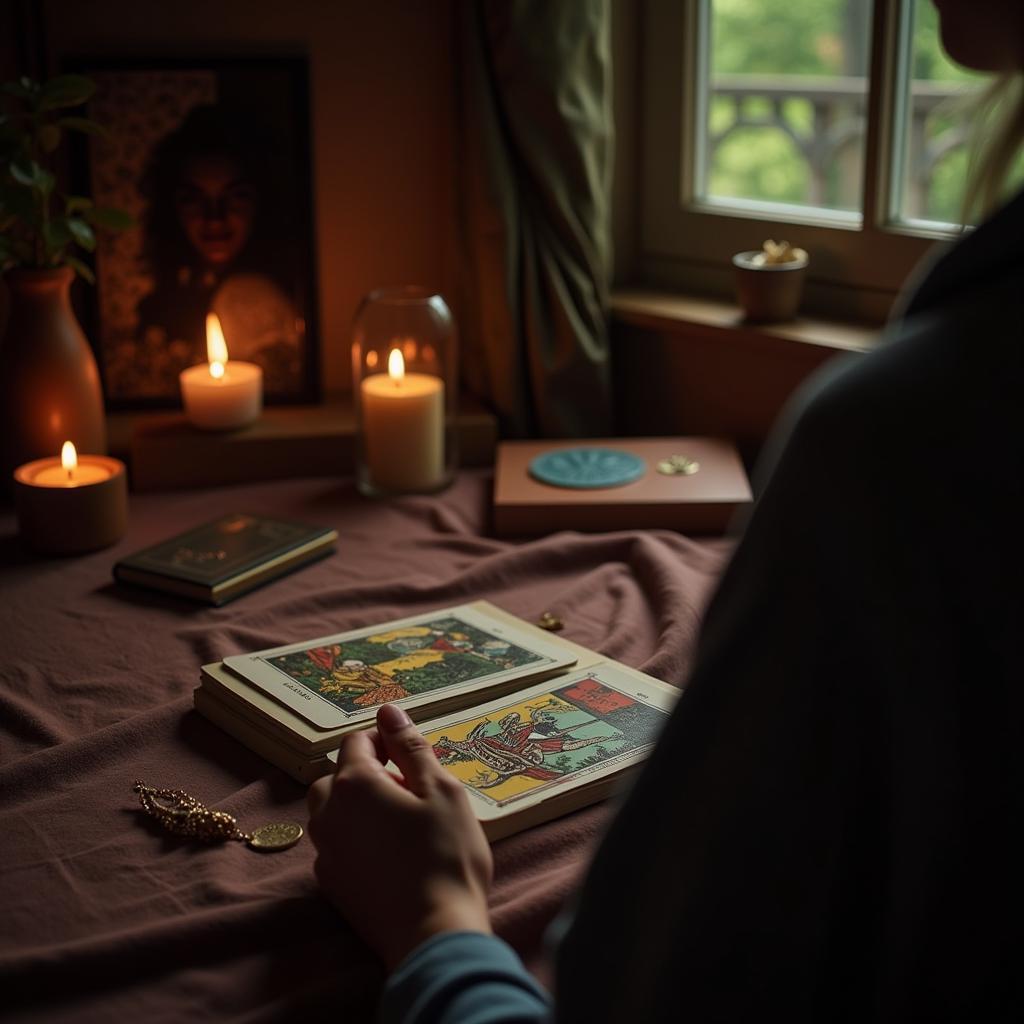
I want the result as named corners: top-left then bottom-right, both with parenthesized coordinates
top-left (14, 450), bottom-right (128, 554)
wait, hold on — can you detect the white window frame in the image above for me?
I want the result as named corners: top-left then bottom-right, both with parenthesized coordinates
top-left (639, 0), bottom-right (956, 322)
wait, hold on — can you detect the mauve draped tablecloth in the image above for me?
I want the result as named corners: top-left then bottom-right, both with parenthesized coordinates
top-left (0, 471), bottom-right (729, 1023)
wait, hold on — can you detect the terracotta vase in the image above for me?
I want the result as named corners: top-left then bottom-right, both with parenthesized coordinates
top-left (0, 267), bottom-right (107, 489)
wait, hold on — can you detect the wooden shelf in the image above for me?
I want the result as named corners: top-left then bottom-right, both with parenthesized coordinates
top-left (109, 394), bottom-right (497, 492)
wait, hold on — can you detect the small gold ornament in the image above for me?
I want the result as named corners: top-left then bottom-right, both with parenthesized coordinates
top-left (537, 611), bottom-right (564, 631)
top-left (133, 781), bottom-right (302, 852)
top-left (656, 454), bottom-right (701, 476)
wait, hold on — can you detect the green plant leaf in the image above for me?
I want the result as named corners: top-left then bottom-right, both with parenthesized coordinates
top-left (65, 195), bottom-right (94, 214)
top-left (38, 123), bottom-right (61, 153)
top-left (86, 205), bottom-right (134, 230)
top-left (43, 217), bottom-right (72, 252)
top-left (66, 217), bottom-right (96, 251)
top-left (57, 116), bottom-right (108, 138)
top-left (39, 75), bottom-right (95, 111)
top-left (65, 254), bottom-right (95, 284)
top-left (9, 155), bottom-right (38, 186)
top-left (9, 155), bottom-right (54, 195)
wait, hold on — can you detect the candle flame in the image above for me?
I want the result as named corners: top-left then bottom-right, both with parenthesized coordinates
top-left (209, 360), bottom-right (225, 379)
top-left (61, 440), bottom-right (77, 480)
top-left (388, 348), bottom-right (405, 384)
top-left (206, 312), bottom-right (229, 366)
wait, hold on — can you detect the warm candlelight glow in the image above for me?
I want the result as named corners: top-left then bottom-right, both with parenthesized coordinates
top-left (180, 317), bottom-right (263, 429)
top-left (206, 313), bottom-right (229, 365)
top-left (61, 440), bottom-right (77, 479)
top-left (388, 348), bottom-right (405, 385)
top-left (14, 447), bottom-right (127, 552)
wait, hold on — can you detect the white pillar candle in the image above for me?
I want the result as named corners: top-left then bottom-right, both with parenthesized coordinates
top-left (360, 349), bottom-right (444, 492)
top-left (179, 313), bottom-right (263, 431)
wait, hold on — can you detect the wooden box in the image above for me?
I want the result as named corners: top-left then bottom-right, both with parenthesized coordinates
top-left (492, 437), bottom-right (752, 536)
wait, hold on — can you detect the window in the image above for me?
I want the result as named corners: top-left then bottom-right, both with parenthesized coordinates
top-left (638, 0), bottom-right (997, 321)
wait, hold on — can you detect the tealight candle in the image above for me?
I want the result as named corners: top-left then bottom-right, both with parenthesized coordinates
top-left (14, 441), bottom-right (128, 554)
top-left (179, 313), bottom-right (263, 430)
top-left (360, 348), bottom-right (444, 492)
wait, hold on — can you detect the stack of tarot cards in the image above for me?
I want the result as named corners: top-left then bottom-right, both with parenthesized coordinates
top-left (195, 600), bottom-right (680, 840)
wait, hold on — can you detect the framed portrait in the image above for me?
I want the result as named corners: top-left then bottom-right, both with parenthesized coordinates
top-left (69, 57), bottom-right (319, 408)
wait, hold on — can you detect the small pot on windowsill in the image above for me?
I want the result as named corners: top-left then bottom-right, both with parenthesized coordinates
top-left (732, 243), bottom-right (809, 323)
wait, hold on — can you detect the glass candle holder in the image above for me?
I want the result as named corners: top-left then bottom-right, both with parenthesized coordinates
top-left (352, 287), bottom-right (457, 496)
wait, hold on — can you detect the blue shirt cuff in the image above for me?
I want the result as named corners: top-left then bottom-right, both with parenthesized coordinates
top-left (380, 931), bottom-right (552, 1024)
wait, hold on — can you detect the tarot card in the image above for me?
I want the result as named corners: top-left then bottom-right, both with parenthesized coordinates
top-left (412, 663), bottom-right (676, 820)
top-left (222, 603), bottom-right (577, 729)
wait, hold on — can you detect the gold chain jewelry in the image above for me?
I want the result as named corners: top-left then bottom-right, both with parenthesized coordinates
top-left (132, 781), bottom-right (303, 851)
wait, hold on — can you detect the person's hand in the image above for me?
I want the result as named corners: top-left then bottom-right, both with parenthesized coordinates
top-left (307, 703), bottom-right (494, 969)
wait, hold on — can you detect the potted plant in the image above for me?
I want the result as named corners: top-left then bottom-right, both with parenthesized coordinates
top-left (732, 239), bottom-right (809, 323)
top-left (0, 74), bottom-right (132, 483)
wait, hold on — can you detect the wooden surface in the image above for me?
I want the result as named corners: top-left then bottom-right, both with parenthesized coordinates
top-left (493, 436), bottom-right (752, 536)
top-left (113, 395), bottom-right (497, 492)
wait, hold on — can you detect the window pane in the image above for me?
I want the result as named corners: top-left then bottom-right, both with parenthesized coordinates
top-left (699, 0), bottom-right (871, 216)
top-left (892, 0), bottom-right (985, 226)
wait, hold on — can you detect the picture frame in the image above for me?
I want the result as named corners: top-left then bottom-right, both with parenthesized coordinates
top-left (68, 56), bottom-right (319, 408)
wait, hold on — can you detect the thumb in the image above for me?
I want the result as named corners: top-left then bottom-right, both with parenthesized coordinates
top-left (377, 703), bottom-right (442, 796)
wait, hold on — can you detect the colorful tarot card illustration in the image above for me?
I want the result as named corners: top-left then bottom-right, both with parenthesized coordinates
top-left (222, 604), bottom-right (576, 729)
top-left (423, 671), bottom-right (672, 808)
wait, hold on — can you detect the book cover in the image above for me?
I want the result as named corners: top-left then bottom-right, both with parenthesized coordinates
top-left (113, 513), bottom-right (337, 604)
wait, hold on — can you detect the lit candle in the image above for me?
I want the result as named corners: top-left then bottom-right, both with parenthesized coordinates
top-left (179, 313), bottom-right (263, 430)
top-left (13, 441), bottom-right (128, 554)
top-left (360, 348), bottom-right (444, 492)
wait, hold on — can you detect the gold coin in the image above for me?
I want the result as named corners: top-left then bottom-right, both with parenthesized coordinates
top-left (247, 822), bottom-right (303, 851)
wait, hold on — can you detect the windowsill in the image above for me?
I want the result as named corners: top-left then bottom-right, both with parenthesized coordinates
top-left (610, 288), bottom-right (880, 355)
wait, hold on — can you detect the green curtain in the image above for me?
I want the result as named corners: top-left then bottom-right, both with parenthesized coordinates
top-left (458, 0), bottom-right (613, 438)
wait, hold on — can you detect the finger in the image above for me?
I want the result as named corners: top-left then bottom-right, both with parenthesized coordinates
top-left (362, 726), bottom-right (390, 765)
top-left (335, 727), bottom-right (388, 776)
top-left (377, 703), bottom-right (443, 797)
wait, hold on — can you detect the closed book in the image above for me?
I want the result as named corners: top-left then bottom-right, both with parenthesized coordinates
top-left (113, 513), bottom-right (337, 605)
